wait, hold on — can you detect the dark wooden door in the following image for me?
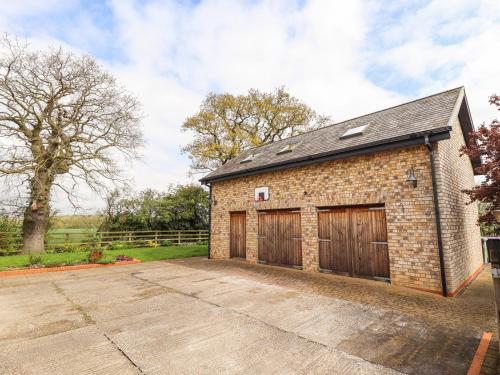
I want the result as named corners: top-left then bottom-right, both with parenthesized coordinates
top-left (317, 206), bottom-right (389, 280)
top-left (352, 207), bottom-right (390, 279)
top-left (258, 210), bottom-right (302, 268)
top-left (230, 212), bottom-right (246, 258)
top-left (318, 208), bottom-right (350, 275)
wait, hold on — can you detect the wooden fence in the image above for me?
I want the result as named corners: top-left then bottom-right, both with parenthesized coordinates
top-left (0, 229), bottom-right (208, 252)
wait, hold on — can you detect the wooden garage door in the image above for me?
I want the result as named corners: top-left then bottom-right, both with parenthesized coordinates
top-left (258, 210), bottom-right (302, 268)
top-left (230, 212), bottom-right (246, 258)
top-left (318, 206), bottom-right (389, 280)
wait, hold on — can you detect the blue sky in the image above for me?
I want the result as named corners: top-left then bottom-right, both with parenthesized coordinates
top-left (1, 0), bottom-right (499, 213)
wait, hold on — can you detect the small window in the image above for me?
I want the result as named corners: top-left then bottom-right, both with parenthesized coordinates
top-left (277, 142), bottom-right (299, 155)
top-left (340, 124), bottom-right (369, 139)
top-left (240, 152), bottom-right (259, 164)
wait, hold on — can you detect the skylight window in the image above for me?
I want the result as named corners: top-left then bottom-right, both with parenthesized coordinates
top-left (340, 124), bottom-right (369, 139)
top-left (240, 152), bottom-right (259, 164)
top-left (276, 142), bottom-right (299, 155)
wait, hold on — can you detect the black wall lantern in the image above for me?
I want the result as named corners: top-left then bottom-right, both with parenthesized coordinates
top-left (406, 167), bottom-right (417, 188)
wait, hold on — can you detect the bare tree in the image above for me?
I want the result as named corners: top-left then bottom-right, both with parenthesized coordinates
top-left (0, 36), bottom-right (143, 253)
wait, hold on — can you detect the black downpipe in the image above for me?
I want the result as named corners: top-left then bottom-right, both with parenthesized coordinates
top-left (425, 136), bottom-right (448, 297)
top-left (207, 183), bottom-right (212, 259)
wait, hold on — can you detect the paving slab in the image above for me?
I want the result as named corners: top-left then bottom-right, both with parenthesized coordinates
top-left (0, 282), bottom-right (86, 343)
top-left (0, 326), bottom-right (140, 375)
top-left (0, 258), bottom-right (494, 374)
top-left (134, 262), bottom-right (481, 374)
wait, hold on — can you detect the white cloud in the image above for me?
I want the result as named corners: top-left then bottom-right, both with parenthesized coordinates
top-left (369, 0), bottom-right (500, 122)
top-left (0, 0), bottom-right (75, 16)
top-left (0, 0), bottom-right (498, 213)
top-left (104, 0), bottom-right (402, 205)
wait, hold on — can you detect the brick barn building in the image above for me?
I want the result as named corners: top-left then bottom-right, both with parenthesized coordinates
top-left (200, 87), bottom-right (483, 297)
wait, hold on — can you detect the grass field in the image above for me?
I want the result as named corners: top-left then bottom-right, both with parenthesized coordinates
top-left (49, 215), bottom-right (103, 229)
top-left (0, 245), bottom-right (208, 271)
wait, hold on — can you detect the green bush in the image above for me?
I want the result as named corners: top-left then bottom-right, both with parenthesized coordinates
top-left (0, 248), bottom-right (21, 256)
top-left (160, 240), bottom-right (173, 247)
top-left (51, 244), bottom-right (81, 253)
top-left (0, 214), bottom-right (21, 253)
top-left (78, 245), bottom-right (98, 252)
top-left (85, 236), bottom-right (101, 248)
top-left (106, 241), bottom-right (127, 250)
top-left (29, 255), bottom-right (42, 265)
top-left (132, 239), bottom-right (160, 248)
top-left (196, 240), bottom-right (208, 246)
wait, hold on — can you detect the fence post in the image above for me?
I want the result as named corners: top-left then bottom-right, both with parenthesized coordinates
top-left (155, 231), bottom-right (158, 243)
top-left (65, 233), bottom-right (69, 245)
top-left (177, 231), bottom-right (181, 245)
top-left (128, 232), bottom-right (132, 245)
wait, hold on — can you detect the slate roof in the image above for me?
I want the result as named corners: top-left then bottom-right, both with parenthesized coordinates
top-left (201, 87), bottom-right (471, 183)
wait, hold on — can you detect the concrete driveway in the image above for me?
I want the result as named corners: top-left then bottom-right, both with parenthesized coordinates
top-left (0, 257), bottom-right (495, 374)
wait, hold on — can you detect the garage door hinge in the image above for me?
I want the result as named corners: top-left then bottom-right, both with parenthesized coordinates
top-left (371, 241), bottom-right (388, 245)
top-left (318, 238), bottom-right (331, 242)
top-left (369, 207), bottom-right (385, 211)
top-left (373, 276), bottom-right (390, 282)
top-left (291, 237), bottom-right (302, 240)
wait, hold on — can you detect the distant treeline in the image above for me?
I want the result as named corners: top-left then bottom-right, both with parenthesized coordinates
top-left (0, 184), bottom-right (209, 234)
top-left (100, 184), bottom-right (209, 232)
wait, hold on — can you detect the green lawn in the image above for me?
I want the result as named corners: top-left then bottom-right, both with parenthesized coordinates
top-left (0, 245), bottom-right (208, 271)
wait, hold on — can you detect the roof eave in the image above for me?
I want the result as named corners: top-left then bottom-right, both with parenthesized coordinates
top-left (455, 89), bottom-right (482, 173)
top-left (200, 129), bottom-right (451, 184)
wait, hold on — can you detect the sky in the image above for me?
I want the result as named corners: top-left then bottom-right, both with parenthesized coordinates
top-left (1, 0), bottom-right (499, 214)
